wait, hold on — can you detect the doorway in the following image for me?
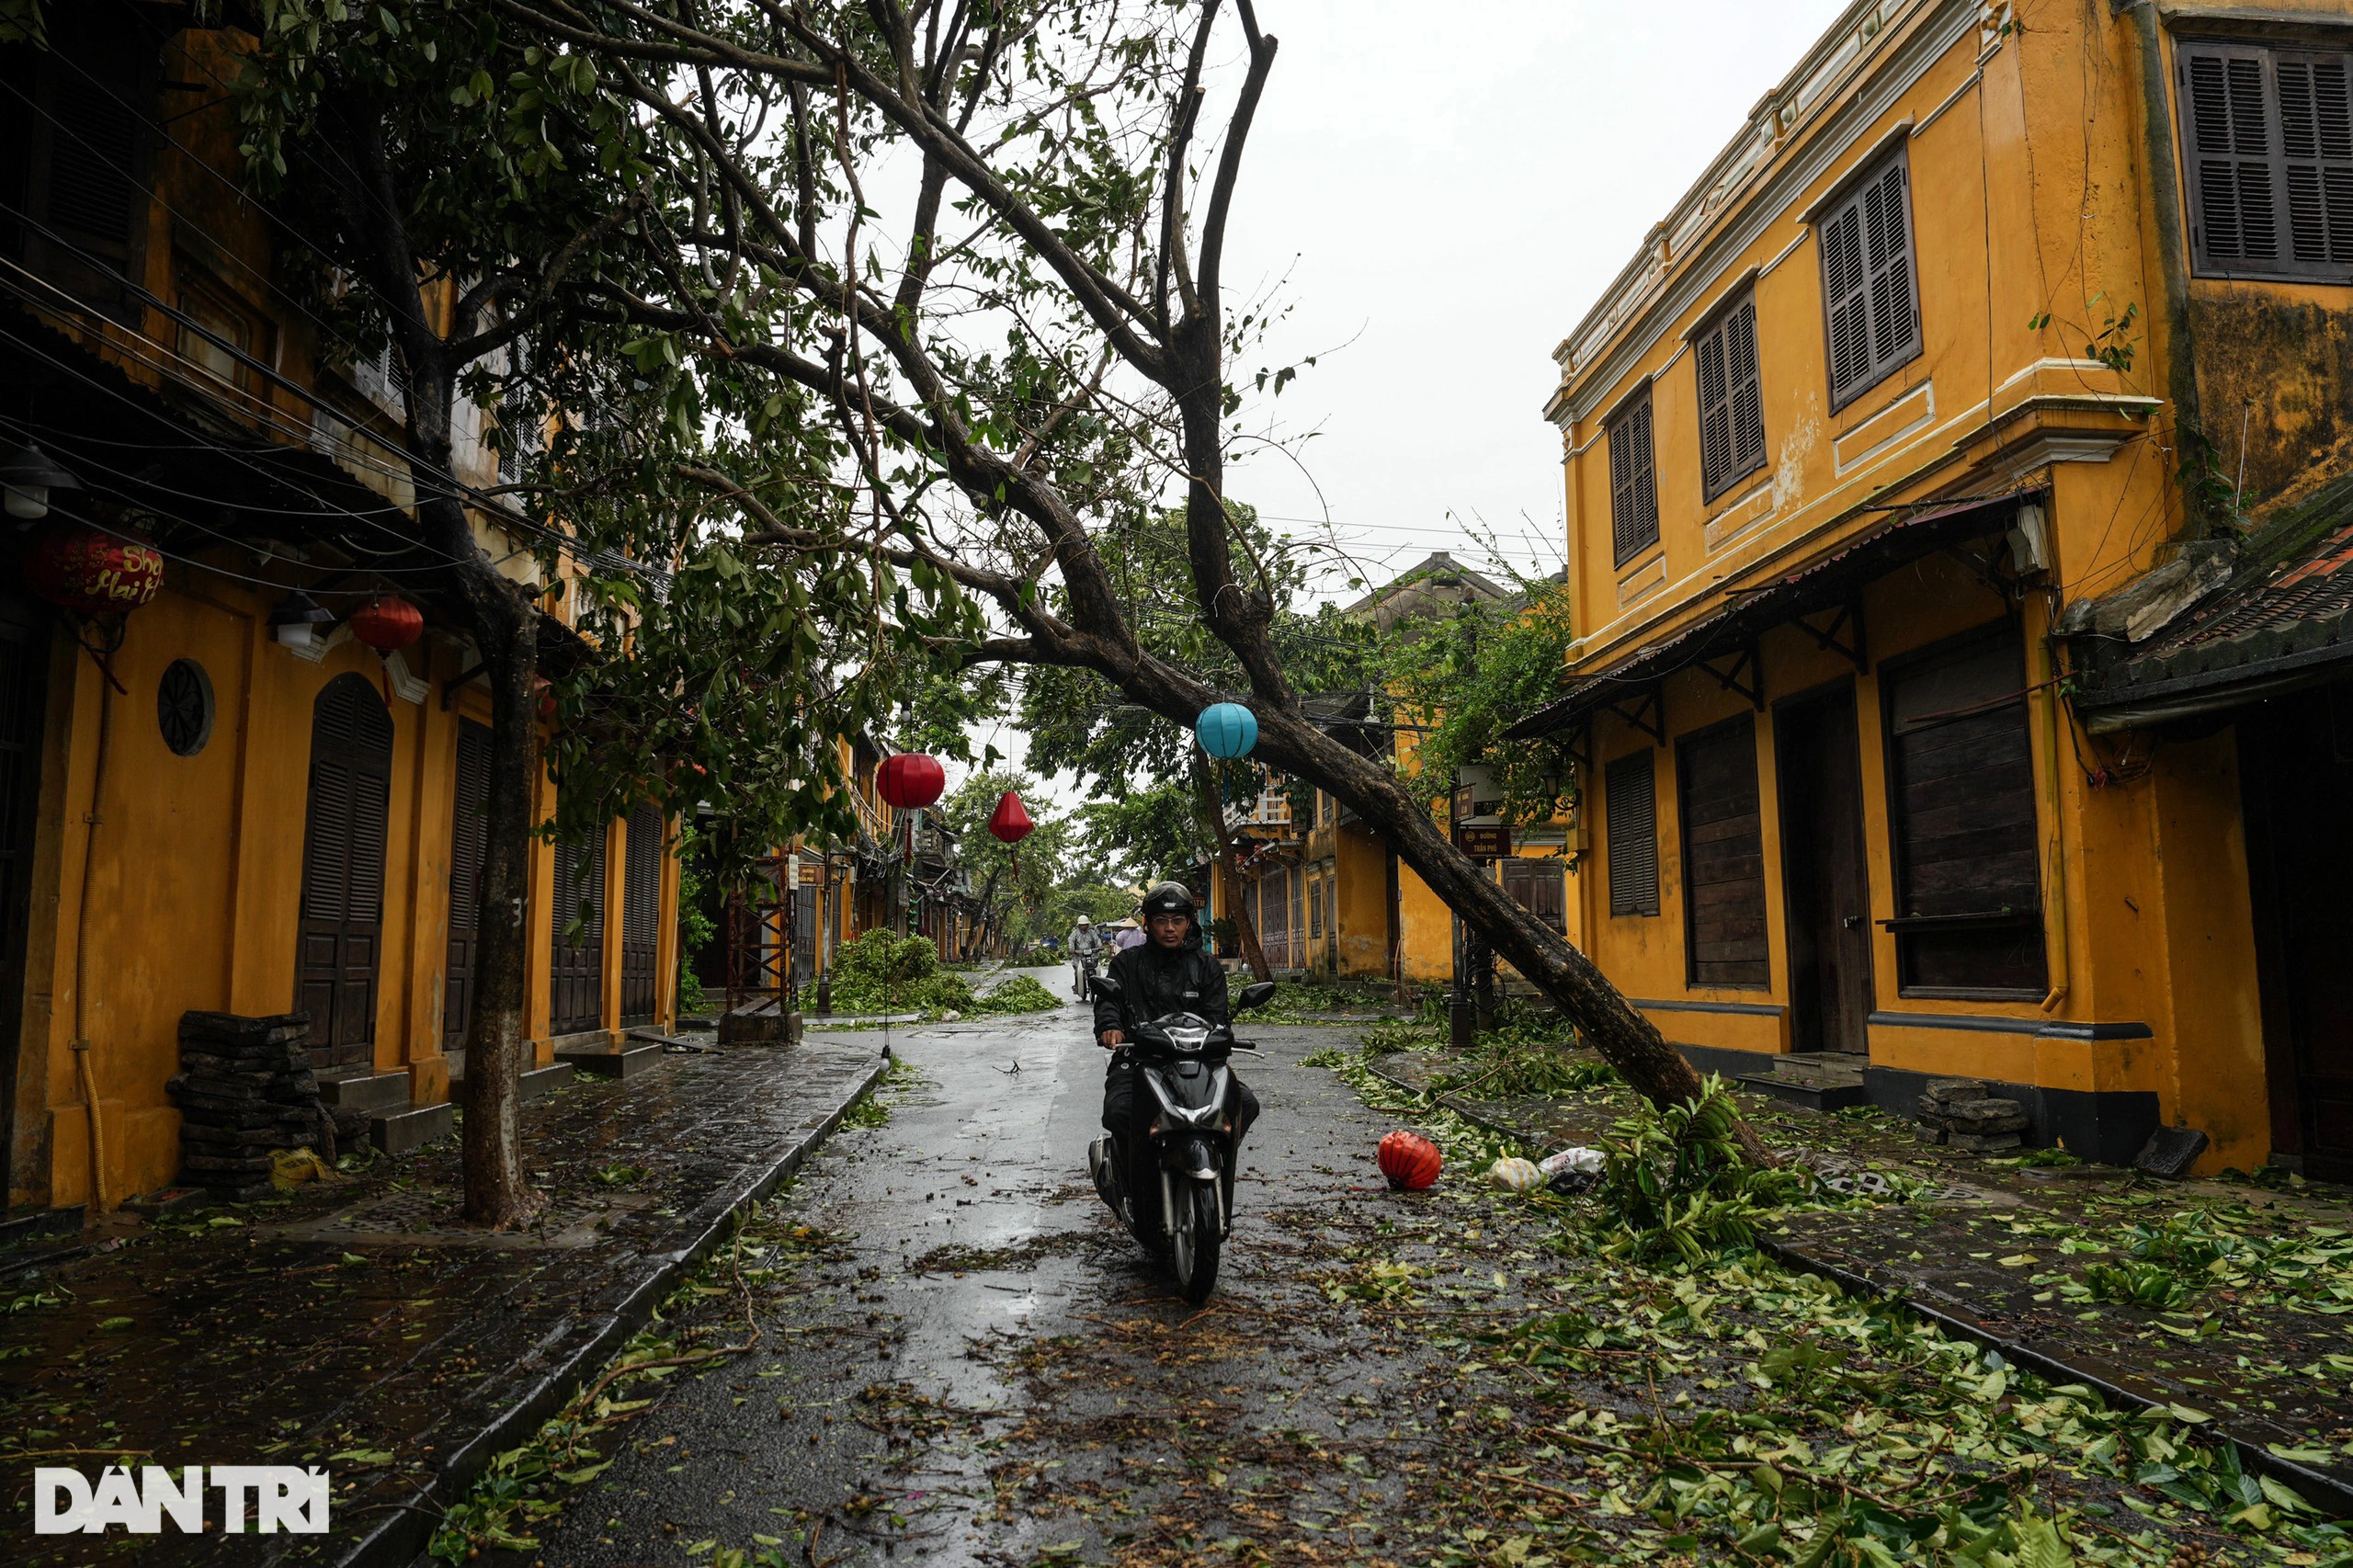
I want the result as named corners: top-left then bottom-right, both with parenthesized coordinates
top-left (549, 828), bottom-right (607, 1037)
top-left (1775, 683), bottom-right (1873, 1054)
top-left (2242, 681), bottom-right (2353, 1182)
top-left (0, 595), bottom-right (51, 1211)
top-left (296, 674), bottom-right (394, 1071)
top-left (443, 719), bottom-right (491, 1050)
top-left (619, 804), bottom-right (661, 1027)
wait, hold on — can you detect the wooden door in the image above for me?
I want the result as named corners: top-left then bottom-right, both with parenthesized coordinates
top-left (0, 598), bottom-right (49, 1210)
top-left (443, 720), bottom-right (491, 1049)
top-left (296, 675), bottom-right (393, 1070)
top-left (2244, 682), bottom-right (2353, 1182)
top-left (549, 828), bottom-right (607, 1036)
top-left (1678, 718), bottom-right (1770, 989)
top-left (618, 805), bottom-right (661, 1026)
top-left (1775, 685), bottom-right (1873, 1053)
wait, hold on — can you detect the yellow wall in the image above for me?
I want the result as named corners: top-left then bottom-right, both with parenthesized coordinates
top-left (1538, 0), bottom-right (2332, 1169)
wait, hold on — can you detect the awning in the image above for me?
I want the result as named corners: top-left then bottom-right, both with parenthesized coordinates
top-left (2070, 480), bottom-right (2353, 733)
top-left (1503, 488), bottom-right (2040, 740)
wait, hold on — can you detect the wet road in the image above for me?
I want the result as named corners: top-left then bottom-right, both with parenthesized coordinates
top-left (512, 966), bottom-right (1440, 1567)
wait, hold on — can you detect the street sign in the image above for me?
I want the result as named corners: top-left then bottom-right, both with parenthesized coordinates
top-left (1455, 823), bottom-right (1510, 860)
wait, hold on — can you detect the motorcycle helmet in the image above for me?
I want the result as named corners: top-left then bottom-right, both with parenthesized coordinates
top-left (1140, 881), bottom-right (1198, 918)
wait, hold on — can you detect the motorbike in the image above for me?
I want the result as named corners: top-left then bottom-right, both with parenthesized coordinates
top-left (1086, 972), bottom-right (1276, 1303)
top-left (1070, 947), bottom-right (1101, 1003)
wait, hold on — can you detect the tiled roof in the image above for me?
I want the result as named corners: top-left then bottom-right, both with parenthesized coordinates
top-left (2090, 488), bottom-right (2353, 707)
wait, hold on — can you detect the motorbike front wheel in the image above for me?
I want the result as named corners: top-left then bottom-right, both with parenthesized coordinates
top-left (1169, 1180), bottom-right (1222, 1303)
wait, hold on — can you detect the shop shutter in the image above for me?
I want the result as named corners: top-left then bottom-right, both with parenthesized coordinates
top-left (1883, 629), bottom-right (2048, 996)
top-left (1696, 294), bottom-right (1766, 501)
top-left (1605, 751), bottom-right (1660, 917)
top-left (443, 719), bottom-right (491, 1047)
top-left (2185, 42), bottom-right (2353, 276)
top-left (1818, 152), bottom-right (1919, 407)
top-left (1607, 388), bottom-right (1659, 566)
top-left (1677, 718), bottom-right (1769, 988)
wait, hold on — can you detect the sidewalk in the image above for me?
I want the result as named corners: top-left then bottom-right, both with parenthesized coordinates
top-left (0, 1034), bottom-right (889, 1567)
top-left (1366, 1043), bottom-right (2353, 1517)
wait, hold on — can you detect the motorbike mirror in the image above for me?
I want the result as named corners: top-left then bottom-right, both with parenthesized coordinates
top-left (1236, 981), bottom-right (1276, 1012)
top-left (1092, 971), bottom-right (1122, 998)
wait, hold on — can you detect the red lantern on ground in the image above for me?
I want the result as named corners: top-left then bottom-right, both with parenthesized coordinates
top-left (875, 751), bottom-right (945, 811)
top-left (1377, 1131), bottom-right (1442, 1192)
top-left (20, 519), bottom-right (164, 615)
top-left (347, 593), bottom-right (423, 703)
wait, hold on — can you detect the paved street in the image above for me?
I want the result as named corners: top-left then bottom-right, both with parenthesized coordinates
top-left (514, 966), bottom-right (1443, 1567)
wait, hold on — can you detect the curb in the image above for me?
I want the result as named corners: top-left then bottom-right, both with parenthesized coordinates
top-left (331, 1050), bottom-right (892, 1568)
top-left (1361, 1060), bottom-right (2353, 1519)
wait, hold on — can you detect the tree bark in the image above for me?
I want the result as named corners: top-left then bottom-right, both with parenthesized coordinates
top-left (1189, 745), bottom-right (1271, 981)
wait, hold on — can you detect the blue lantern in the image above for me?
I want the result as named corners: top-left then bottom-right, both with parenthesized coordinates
top-left (1196, 701), bottom-right (1258, 759)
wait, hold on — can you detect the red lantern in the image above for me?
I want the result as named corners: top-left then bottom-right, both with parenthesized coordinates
top-left (348, 593), bottom-right (424, 653)
top-left (986, 790), bottom-right (1033, 845)
top-left (875, 752), bottom-right (945, 811)
top-left (20, 520), bottom-right (164, 615)
top-left (1377, 1131), bottom-right (1442, 1192)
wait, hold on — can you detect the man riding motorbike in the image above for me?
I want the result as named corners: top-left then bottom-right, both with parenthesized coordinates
top-left (1066, 915), bottom-right (1105, 1001)
top-left (1094, 882), bottom-right (1259, 1221)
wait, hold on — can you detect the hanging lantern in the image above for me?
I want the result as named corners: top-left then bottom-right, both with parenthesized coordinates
top-left (987, 789), bottom-right (1034, 873)
top-left (875, 751), bottom-right (945, 811)
top-left (20, 519), bottom-right (163, 615)
top-left (348, 592), bottom-right (424, 654)
top-left (1195, 701), bottom-right (1257, 759)
top-left (1376, 1130), bottom-right (1441, 1192)
top-left (347, 592), bottom-right (424, 704)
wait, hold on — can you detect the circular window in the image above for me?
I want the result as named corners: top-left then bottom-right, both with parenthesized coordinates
top-left (157, 659), bottom-right (214, 756)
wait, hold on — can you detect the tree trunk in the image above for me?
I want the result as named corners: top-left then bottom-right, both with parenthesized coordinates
top-left (460, 602), bottom-right (542, 1225)
top-left (1189, 744), bottom-right (1270, 981)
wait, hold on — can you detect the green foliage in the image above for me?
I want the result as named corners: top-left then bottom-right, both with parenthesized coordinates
top-left (933, 768), bottom-right (1070, 950)
top-left (972, 974), bottom-right (1061, 1016)
top-left (1382, 574), bottom-right (1581, 826)
top-left (1593, 1076), bottom-right (1812, 1265)
top-left (822, 931), bottom-right (1058, 1018)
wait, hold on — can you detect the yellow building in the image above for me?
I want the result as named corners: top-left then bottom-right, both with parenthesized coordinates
top-left (1508, 0), bottom-right (2353, 1175)
top-left (1, 13), bottom-right (681, 1221)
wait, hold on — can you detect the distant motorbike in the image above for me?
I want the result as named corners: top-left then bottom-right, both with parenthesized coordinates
top-left (1086, 972), bottom-right (1276, 1303)
top-left (1071, 948), bottom-right (1100, 1003)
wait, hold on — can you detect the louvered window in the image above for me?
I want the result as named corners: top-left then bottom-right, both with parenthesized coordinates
top-left (1695, 292), bottom-right (1766, 502)
top-left (1605, 750), bottom-right (1660, 918)
top-left (1816, 151), bottom-right (1920, 409)
top-left (1606, 388), bottom-right (1659, 566)
top-left (2181, 40), bottom-right (2353, 280)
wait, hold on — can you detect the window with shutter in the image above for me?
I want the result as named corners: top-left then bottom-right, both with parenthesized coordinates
top-left (1695, 293), bottom-right (1766, 501)
top-left (1881, 628), bottom-right (2048, 998)
top-left (2181, 40), bottom-right (2353, 279)
top-left (1607, 388), bottom-right (1659, 566)
top-left (1503, 858), bottom-right (1568, 935)
top-left (1816, 150), bottom-right (1920, 409)
top-left (1605, 751), bottom-right (1660, 917)
top-left (1677, 718), bottom-right (1769, 989)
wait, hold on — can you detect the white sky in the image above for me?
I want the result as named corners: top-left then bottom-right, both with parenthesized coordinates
top-left (1217, 0), bottom-right (1855, 600)
top-left (977, 0), bottom-right (1858, 803)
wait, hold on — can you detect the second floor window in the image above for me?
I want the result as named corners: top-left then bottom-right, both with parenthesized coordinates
top-left (1817, 150), bottom-right (1920, 409)
top-left (2181, 40), bottom-right (2353, 279)
top-left (1607, 387), bottom-right (1659, 565)
top-left (1695, 292), bottom-right (1766, 501)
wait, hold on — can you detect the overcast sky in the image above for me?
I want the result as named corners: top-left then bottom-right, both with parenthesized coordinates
top-left (1215, 0), bottom-right (1855, 599)
top-left (983, 0), bottom-right (1857, 800)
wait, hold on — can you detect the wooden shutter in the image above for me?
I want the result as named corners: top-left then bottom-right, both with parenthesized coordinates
top-left (1696, 294), bottom-right (1765, 501)
top-left (1503, 858), bottom-right (1567, 934)
top-left (1819, 153), bottom-right (1919, 407)
top-left (1605, 751), bottom-right (1660, 917)
top-left (1677, 719), bottom-right (1769, 988)
top-left (443, 719), bottom-right (492, 1048)
top-left (550, 826), bottom-right (608, 1035)
top-left (619, 804), bottom-right (663, 1026)
top-left (1607, 388), bottom-right (1659, 566)
top-left (1883, 630), bottom-right (2048, 997)
top-left (296, 675), bottom-right (392, 1068)
top-left (2184, 42), bottom-right (2353, 278)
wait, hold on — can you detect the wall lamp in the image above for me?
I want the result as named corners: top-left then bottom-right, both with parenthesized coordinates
top-left (268, 589), bottom-right (336, 650)
top-left (0, 442), bottom-right (83, 522)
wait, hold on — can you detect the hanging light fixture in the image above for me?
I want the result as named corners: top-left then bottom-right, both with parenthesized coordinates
top-left (267, 589), bottom-right (335, 649)
top-left (0, 442), bottom-right (83, 523)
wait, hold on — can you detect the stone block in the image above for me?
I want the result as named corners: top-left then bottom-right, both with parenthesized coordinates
top-left (1947, 1131), bottom-right (2023, 1153)
top-left (1940, 1097), bottom-right (2029, 1131)
top-left (1919, 1078), bottom-right (1988, 1108)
